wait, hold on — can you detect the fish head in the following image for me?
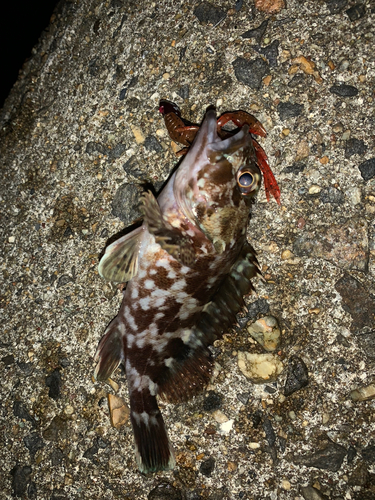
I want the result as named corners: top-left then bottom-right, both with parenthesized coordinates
top-left (174, 108), bottom-right (262, 253)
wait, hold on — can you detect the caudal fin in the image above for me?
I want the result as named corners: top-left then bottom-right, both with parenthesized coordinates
top-left (130, 394), bottom-right (175, 473)
top-left (94, 316), bottom-right (125, 381)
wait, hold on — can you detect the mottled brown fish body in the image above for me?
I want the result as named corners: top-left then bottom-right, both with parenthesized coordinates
top-left (95, 107), bottom-right (262, 473)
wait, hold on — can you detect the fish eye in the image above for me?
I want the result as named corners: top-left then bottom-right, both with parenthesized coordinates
top-left (236, 166), bottom-right (261, 196)
top-left (238, 172), bottom-right (254, 187)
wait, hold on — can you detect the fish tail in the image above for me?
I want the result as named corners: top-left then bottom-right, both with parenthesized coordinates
top-left (130, 390), bottom-right (175, 474)
top-left (94, 316), bottom-right (125, 381)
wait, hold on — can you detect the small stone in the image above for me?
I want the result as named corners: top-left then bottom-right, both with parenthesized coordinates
top-left (203, 391), bottom-right (222, 411)
top-left (297, 217), bottom-right (306, 229)
top-left (249, 442), bottom-right (261, 449)
top-left (212, 410), bottom-right (229, 424)
top-left (263, 76), bottom-right (272, 88)
top-left (308, 185), bottom-right (321, 195)
top-left (358, 158), bottom-right (375, 181)
top-left (177, 84), bottom-right (189, 99)
top-left (227, 461), bottom-right (237, 471)
top-left (355, 330), bottom-right (375, 359)
top-left (322, 413), bottom-right (330, 424)
top-left (162, 72), bottom-right (170, 80)
top-left (237, 392), bottom-right (250, 405)
top-left (253, 40), bottom-right (279, 67)
top-left (281, 480), bottom-right (291, 490)
top-left (254, 0), bottom-right (285, 14)
top-left (294, 140), bottom-right (310, 161)
top-left (326, 0), bottom-right (348, 14)
top-left (319, 187), bottom-right (345, 204)
top-left (292, 439), bottom-right (347, 471)
top-left (345, 186), bottom-right (362, 205)
top-left (155, 129), bottom-right (166, 138)
top-left (130, 125), bottom-right (145, 144)
top-left (42, 415), bottom-right (68, 441)
top-left (246, 315), bottom-right (281, 351)
top-left (13, 401), bottom-right (36, 426)
top-left (282, 128), bottom-right (290, 136)
top-left (144, 135), bottom-right (163, 153)
top-left (278, 102), bottom-right (304, 120)
top-left (11, 465), bottom-right (32, 497)
top-left (241, 20), bottom-right (268, 44)
top-left (46, 369), bottom-right (62, 400)
top-left (335, 275), bottom-right (375, 332)
top-left (288, 74), bottom-right (306, 88)
top-left (108, 394), bottom-right (130, 429)
top-left (284, 356), bottom-right (309, 396)
top-left (219, 419), bottom-right (234, 435)
top-left (362, 445), bottom-right (375, 463)
top-left (111, 183), bottom-right (143, 225)
top-left (339, 59), bottom-right (350, 71)
top-left (148, 483), bottom-right (183, 500)
top-left (348, 463), bottom-right (369, 487)
top-left (64, 405), bottom-right (74, 415)
top-left (292, 55), bottom-right (322, 83)
top-left (319, 156), bottom-right (329, 164)
top-left (329, 84), bottom-right (358, 97)
top-left (346, 3), bottom-right (366, 21)
top-left (342, 129), bottom-right (351, 141)
top-left (300, 485), bottom-right (329, 500)
top-left (8, 235), bottom-right (15, 243)
top-left (24, 433), bottom-right (44, 456)
top-left (238, 352), bottom-right (284, 382)
top-left (350, 383), bottom-right (375, 402)
top-left (283, 162), bottom-right (306, 174)
top-left (56, 274), bottom-right (73, 288)
top-left (109, 143), bottom-right (126, 160)
top-left (345, 138), bottom-right (367, 158)
top-left (199, 456), bottom-right (215, 477)
top-left (263, 418), bottom-right (276, 447)
top-left (347, 445), bottom-right (357, 463)
top-left (332, 122), bottom-right (344, 133)
top-left (246, 298), bottom-right (270, 320)
top-left (232, 57), bottom-right (269, 90)
top-left (281, 249), bottom-right (294, 260)
top-left (193, 2), bottom-right (226, 25)
top-left (2, 354), bottom-right (14, 366)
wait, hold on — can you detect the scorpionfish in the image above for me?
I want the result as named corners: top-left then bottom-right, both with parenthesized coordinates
top-left (95, 105), bottom-right (269, 473)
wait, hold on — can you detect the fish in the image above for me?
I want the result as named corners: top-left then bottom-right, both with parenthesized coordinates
top-left (94, 105), bottom-right (268, 473)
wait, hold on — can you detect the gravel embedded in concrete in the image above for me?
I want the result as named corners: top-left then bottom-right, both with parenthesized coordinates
top-left (1, 0), bottom-right (375, 498)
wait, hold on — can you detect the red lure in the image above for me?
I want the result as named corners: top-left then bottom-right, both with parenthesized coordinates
top-left (159, 100), bottom-right (281, 205)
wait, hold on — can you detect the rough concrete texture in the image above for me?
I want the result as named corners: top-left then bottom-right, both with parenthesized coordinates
top-left (1, 0), bottom-right (375, 498)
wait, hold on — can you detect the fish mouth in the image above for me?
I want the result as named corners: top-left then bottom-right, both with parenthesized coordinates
top-left (173, 107), bottom-right (253, 224)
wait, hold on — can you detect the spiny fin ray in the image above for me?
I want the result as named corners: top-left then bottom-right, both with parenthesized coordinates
top-left (98, 226), bottom-right (143, 283)
top-left (94, 317), bottom-right (124, 381)
top-left (141, 191), bottom-right (195, 267)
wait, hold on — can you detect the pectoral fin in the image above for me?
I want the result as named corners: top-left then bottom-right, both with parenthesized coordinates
top-left (141, 191), bottom-right (195, 267)
top-left (98, 226), bottom-right (143, 283)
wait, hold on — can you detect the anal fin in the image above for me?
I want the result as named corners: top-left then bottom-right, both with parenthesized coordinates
top-left (157, 347), bottom-right (213, 403)
top-left (94, 316), bottom-right (125, 381)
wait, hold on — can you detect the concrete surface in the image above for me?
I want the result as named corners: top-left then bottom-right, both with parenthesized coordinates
top-left (1, 0), bottom-right (374, 498)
